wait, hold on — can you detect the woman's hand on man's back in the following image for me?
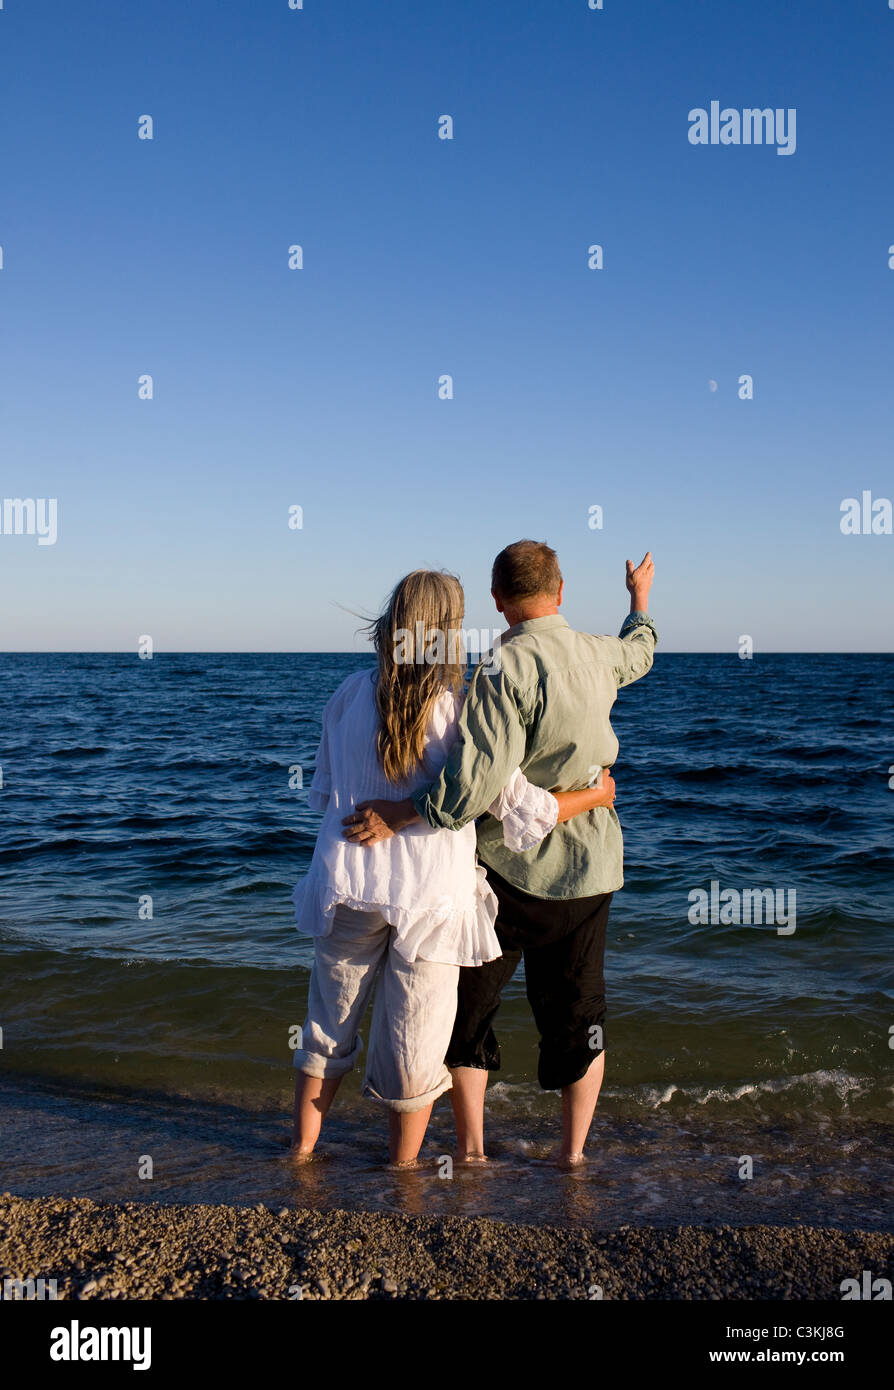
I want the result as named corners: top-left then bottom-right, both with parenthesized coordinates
top-left (342, 797), bottom-right (420, 844)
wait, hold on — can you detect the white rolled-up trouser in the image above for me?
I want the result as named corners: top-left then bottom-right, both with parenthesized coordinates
top-left (293, 904), bottom-right (460, 1113)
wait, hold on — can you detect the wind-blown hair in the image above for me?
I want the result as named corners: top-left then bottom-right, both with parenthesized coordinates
top-left (366, 570), bottom-right (465, 784)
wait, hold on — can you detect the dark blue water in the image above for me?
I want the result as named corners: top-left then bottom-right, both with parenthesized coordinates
top-left (1, 652), bottom-right (892, 1228)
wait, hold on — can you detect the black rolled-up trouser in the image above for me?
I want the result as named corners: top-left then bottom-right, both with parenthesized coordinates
top-left (445, 864), bottom-right (613, 1092)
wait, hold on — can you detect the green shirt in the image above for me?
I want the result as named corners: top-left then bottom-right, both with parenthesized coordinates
top-left (411, 612), bottom-right (657, 900)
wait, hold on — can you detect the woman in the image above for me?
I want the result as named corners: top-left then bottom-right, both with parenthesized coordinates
top-left (290, 571), bottom-right (614, 1166)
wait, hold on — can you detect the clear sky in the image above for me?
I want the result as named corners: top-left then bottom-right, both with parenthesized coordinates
top-left (1, 0), bottom-right (892, 652)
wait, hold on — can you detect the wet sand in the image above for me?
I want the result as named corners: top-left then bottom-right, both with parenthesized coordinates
top-left (1, 1192), bottom-right (892, 1300)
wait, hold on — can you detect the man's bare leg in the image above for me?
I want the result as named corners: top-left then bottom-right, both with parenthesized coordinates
top-left (557, 1051), bottom-right (605, 1167)
top-left (449, 1065), bottom-right (489, 1161)
top-left (290, 1071), bottom-right (342, 1159)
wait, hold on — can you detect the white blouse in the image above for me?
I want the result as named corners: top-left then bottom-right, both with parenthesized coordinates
top-left (292, 668), bottom-right (558, 967)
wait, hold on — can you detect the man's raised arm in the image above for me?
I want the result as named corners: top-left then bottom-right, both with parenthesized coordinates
top-left (607, 550), bottom-right (657, 687)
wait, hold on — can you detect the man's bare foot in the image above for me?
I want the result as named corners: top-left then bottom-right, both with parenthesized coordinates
top-left (386, 1157), bottom-right (420, 1171)
top-left (456, 1150), bottom-right (488, 1165)
top-left (288, 1144), bottom-right (317, 1165)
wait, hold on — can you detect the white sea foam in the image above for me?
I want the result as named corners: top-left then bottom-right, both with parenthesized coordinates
top-left (606, 1068), bottom-right (893, 1114)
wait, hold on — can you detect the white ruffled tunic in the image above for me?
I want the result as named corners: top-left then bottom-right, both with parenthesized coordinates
top-left (292, 668), bottom-right (557, 967)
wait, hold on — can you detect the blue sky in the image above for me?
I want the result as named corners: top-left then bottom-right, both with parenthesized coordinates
top-left (1, 0), bottom-right (892, 651)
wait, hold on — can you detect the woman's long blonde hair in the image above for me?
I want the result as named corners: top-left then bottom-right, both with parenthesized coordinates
top-left (367, 570), bottom-right (466, 784)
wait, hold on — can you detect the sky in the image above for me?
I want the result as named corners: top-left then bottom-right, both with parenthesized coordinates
top-left (1, 0), bottom-right (892, 652)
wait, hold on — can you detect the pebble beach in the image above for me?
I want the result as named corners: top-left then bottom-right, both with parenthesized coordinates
top-left (2, 1193), bottom-right (892, 1301)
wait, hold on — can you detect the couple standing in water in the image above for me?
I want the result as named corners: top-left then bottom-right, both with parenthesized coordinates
top-left (290, 539), bottom-right (656, 1168)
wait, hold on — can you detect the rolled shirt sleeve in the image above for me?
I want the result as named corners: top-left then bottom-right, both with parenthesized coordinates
top-left (606, 611), bottom-right (658, 688)
top-left (487, 767), bottom-right (559, 852)
top-left (411, 665), bottom-right (529, 830)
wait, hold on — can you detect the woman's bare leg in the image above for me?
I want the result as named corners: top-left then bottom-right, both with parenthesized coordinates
top-left (387, 1103), bottom-right (435, 1165)
top-left (291, 1071), bottom-right (342, 1157)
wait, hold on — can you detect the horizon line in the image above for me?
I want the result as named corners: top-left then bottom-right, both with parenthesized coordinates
top-left (2, 649), bottom-right (892, 658)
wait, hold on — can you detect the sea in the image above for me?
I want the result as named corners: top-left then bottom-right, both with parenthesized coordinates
top-left (1, 652), bottom-right (892, 1230)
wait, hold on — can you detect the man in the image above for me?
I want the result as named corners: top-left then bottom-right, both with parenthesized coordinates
top-left (343, 540), bottom-right (656, 1166)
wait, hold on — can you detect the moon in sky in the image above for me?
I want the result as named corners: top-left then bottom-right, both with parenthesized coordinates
top-left (708, 380), bottom-right (718, 392)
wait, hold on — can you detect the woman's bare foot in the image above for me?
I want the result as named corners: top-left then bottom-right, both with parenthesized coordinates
top-left (456, 1150), bottom-right (488, 1165)
top-left (288, 1144), bottom-right (317, 1165)
top-left (386, 1157), bottom-right (420, 1171)
top-left (551, 1148), bottom-right (587, 1170)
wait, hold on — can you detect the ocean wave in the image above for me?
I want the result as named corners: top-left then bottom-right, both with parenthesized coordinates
top-left (614, 1069), bottom-right (894, 1115)
top-left (480, 1068), bottom-right (894, 1123)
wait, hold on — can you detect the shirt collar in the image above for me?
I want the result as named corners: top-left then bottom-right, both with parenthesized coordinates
top-left (503, 613), bottom-right (569, 639)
